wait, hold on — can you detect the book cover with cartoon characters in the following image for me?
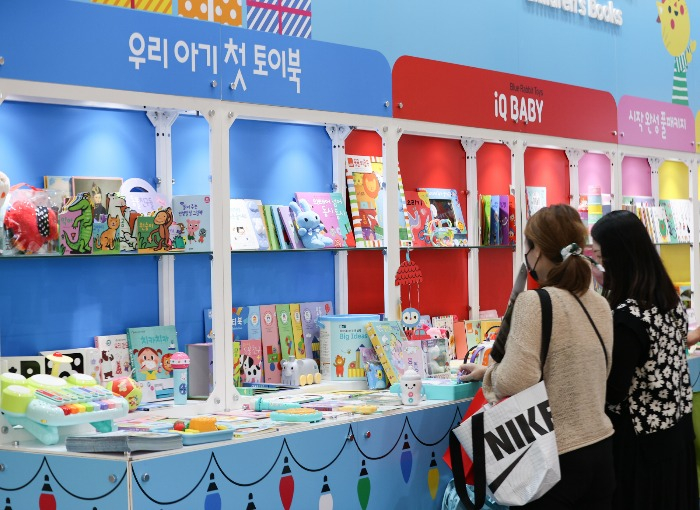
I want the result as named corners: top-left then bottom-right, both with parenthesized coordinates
top-left (276, 304), bottom-right (296, 361)
top-left (289, 303), bottom-right (306, 358)
top-left (59, 193), bottom-right (94, 255)
top-left (404, 190), bottom-right (431, 247)
top-left (229, 198), bottom-right (260, 250)
top-left (94, 333), bottom-right (132, 383)
top-left (330, 192), bottom-right (356, 248)
top-left (418, 188), bottom-right (468, 247)
top-left (294, 192), bottom-right (346, 248)
top-left (238, 339), bottom-right (263, 384)
top-left (126, 325), bottom-right (178, 399)
top-left (365, 320), bottom-right (408, 385)
top-left (92, 215), bottom-right (120, 255)
top-left (345, 154), bottom-right (383, 247)
top-left (172, 195), bottom-right (210, 253)
top-left (136, 208), bottom-right (174, 254)
top-left (260, 305), bottom-right (282, 383)
top-left (232, 306), bottom-right (262, 341)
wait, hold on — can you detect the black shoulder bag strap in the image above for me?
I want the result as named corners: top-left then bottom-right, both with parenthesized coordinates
top-left (570, 293), bottom-right (609, 367)
top-left (448, 288), bottom-right (552, 509)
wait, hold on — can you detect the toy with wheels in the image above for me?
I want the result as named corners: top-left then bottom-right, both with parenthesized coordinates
top-left (281, 357), bottom-right (322, 386)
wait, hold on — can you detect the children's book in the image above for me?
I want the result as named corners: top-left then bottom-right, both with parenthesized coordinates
top-left (232, 339), bottom-right (241, 387)
top-left (92, 215), bottom-right (120, 254)
top-left (238, 339), bottom-right (264, 384)
top-left (508, 194), bottom-right (516, 246)
top-left (659, 199), bottom-right (678, 243)
top-left (299, 301), bottom-right (334, 364)
top-left (277, 205), bottom-right (303, 249)
top-left (489, 195), bottom-right (500, 245)
top-left (39, 347), bottom-right (101, 381)
top-left (94, 333), bottom-right (132, 382)
top-left (260, 305), bottom-right (282, 383)
top-left (229, 198), bottom-right (260, 250)
top-left (397, 168), bottom-right (413, 247)
top-left (105, 191), bottom-right (139, 252)
top-left (404, 190), bottom-right (431, 247)
top-left (294, 192), bottom-right (346, 248)
top-left (289, 303), bottom-right (306, 358)
top-left (330, 192), bottom-right (356, 248)
top-left (0, 356), bottom-right (45, 378)
top-left (246, 199), bottom-right (269, 250)
top-left (65, 431), bottom-right (183, 453)
top-left (136, 209), bottom-right (173, 254)
top-left (262, 204), bottom-right (280, 250)
top-left (403, 340), bottom-right (427, 377)
top-left (525, 186), bottom-right (546, 219)
top-left (365, 320), bottom-right (408, 385)
top-left (172, 195), bottom-right (211, 252)
top-left (480, 195), bottom-right (491, 245)
top-left (498, 195), bottom-right (509, 247)
top-left (346, 154), bottom-right (383, 247)
top-left (464, 320), bottom-right (482, 351)
top-left (419, 188), bottom-right (468, 247)
top-left (232, 306), bottom-right (262, 341)
top-left (126, 325), bottom-right (178, 399)
top-left (269, 204), bottom-right (289, 250)
top-left (432, 315), bottom-right (458, 360)
top-left (59, 193), bottom-right (94, 255)
top-left (276, 304), bottom-right (296, 360)
top-left (318, 316), bottom-right (373, 381)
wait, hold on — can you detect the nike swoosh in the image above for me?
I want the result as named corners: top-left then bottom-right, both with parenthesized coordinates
top-left (489, 444), bottom-right (532, 494)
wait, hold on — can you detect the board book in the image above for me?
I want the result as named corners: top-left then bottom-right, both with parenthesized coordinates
top-left (126, 325), bottom-right (178, 399)
top-left (172, 194), bottom-right (210, 252)
top-left (346, 154), bottom-right (383, 247)
top-left (260, 304), bottom-right (282, 383)
top-left (229, 198), bottom-right (260, 250)
top-left (59, 193), bottom-right (93, 255)
top-left (289, 303), bottom-right (306, 359)
top-left (330, 192), bottom-right (356, 248)
top-left (276, 304), bottom-right (296, 360)
top-left (404, 190), bottom-right (431, 247)
top-left (94, 333), bottom-right (132, 382)
top-left (365, 320), bottom-right (408, 385)
top-left (232, 306), bottom-right (262, 341)
top-left (418, 188), bottom-right (468, 247)
top-left (277, 205), bottom-right (303, 249)
top-left (294, 192), bottom-right (345, 248)
top-left (238, 338), bottom-right (264, 384)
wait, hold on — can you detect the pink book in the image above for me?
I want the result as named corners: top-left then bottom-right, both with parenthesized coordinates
top-left (260, 305), bottom-right (282, 383)
top-left (238, 339), bottom-right (263, 384)
top-left (294, 192), bottom-right (346, 248)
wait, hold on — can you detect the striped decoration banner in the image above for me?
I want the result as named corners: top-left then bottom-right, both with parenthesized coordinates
top-left (247, 0), bottom-right (312, 38)
top-left (92, 0), bottom-right (172, 14)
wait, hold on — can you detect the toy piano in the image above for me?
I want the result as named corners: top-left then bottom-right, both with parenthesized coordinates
top-left (0, 372), bottom-right (129, 445)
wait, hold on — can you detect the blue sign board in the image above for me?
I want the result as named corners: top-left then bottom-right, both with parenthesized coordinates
top-left (0, 0), bottom-right (392, 116)
top-left (219, 25), bottom-right (392, 116)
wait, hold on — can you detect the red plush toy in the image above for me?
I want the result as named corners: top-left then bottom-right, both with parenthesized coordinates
top-left (4, 199), bottom-right (59, 253)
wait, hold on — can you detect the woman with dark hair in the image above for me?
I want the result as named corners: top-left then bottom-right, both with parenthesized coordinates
top-left (591, 210), bottom-right (697, 509)
top-left (461, 204), bottom-right (615, 509)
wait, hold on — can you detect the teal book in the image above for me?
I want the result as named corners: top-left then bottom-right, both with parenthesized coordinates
top-left (127, 325), bottom-right (178, 399)
top-left (331, 192), bottom-right (356, 247)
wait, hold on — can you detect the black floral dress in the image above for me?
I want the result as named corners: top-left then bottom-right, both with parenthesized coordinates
top-left (606, 299), bottom-right (697, 509)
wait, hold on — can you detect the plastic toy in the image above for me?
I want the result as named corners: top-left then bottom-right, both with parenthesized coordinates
top-left (104, 376), bottom-right (143, 411)
top-left (44, 352), bottom-right (73, 377)
top-left (3, 186), bottom-right (59, 254)
top-left (365, 360), bottom-right (387, 389)
top-left (281, 356), bottom-right (322, 386)
top-left (288, 198), bottom-right (333, 249)
top-left (170, 352), bottom-right (190, 405)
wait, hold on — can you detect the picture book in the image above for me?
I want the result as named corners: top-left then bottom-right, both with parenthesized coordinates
top-left (294, 192), bottom-right (345, 248)
top-left (260, 305), bottom-right (282, 383)
top-left (397, 167), bottom-right (413, 247)
top-left (277, 205), bottom-right (303, 249)
top-left (247, 199), bottom-right (269, 250)
top-left (490, 196), bottom-right (500, 245)
top-left (39, 347), bottom-right (101, 381)
top-left (464, 320), bottom-right (482, 350)
top-left (498, 195), bottom-right (509, 247)
top-left (269, 204), bottom-right (289, 250)
top-left (404, 190), bottom-right (431, 247)
top-left (92, 215), bottom-right (120, 254)
top-left (58, 193), bottom-right (93, 255)
top-left (172, 195), bottom-right (211, 252)
top-left (508, 194), bottom-right (516, 246)
top-left (126, 325), bottom-right (178, 399)
top-left (403, 340), bottom-right (427, 377)
top-left (232, 306), bottom-right (262, 340)
top-left (659, 199), bottom-right (678, 243)
top-left (289, 303), bottom-right (306, 358)
top-left (228, 421), bottom-right (278, 439)
top-left (480, 195), bottom-right (491, 245)
top-left (239, 339), bottom-right (264, 384)
top-left (330, 192), bottom-right (356, 248)
top-left (233, 339), bottom-right (241, 386)
top-left (365, 320), bottom-right (408, 385)
top-left (318, 315), bottom-right (372, 381)
top-left (105, 191), bottom-right (139, 252)
top-left (419, 188), bottom-right (468, 247)
top-left (276, 304), bottom-right (296, 360)
top-left (229, 198), bottom-right (260, 250)
top-left (525, 186), bottom-right (546, 219)
top-left (262, 204), bottom-right (280, 250)
top-left (453, 321), bottom-right (469, 361)
top-left (94, 334), bottom-right (132, 382)
top-left (204, 308), bottom-right (214, 341)
top-left (299, 301), bottom-right (334, 364)
top-left (346, 154), bottom-right (383, 247)
top-left (432, 315), bottom-right (458, 360)
top-left (65, 431), bottom-right (183, 453)
top-left (136, 211), bottom-right (163, 254)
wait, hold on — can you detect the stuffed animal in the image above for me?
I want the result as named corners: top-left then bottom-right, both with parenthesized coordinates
top-left (423, 326), bottom-right (449, 375)
top-left (4, 192), bottom-right (59, 254)
top-left (289, 198), bottom-right (333, 249)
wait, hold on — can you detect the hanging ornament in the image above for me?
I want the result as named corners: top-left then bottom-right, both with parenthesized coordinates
top-left (204, 472), bottom-right (222, 510)
top-left (318, 475), bottom-right (333, 510)
top-left (428, 452), bottom-right (440, 500)
top-left (395, 251), bottom-right (424, 337)
top-left (400, 433), bottom-right (413, 484)
top-left (356, 460), bottom-right (371, 510)
top-left (278, 456), bottom-right (295, 510)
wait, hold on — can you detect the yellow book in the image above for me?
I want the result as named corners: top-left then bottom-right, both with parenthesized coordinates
top-left (365, 321), bottom-right (406, 385)
top-left (290, 303), bottom-right (305, 359)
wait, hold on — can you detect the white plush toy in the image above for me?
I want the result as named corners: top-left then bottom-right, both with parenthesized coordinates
top-left (289, 198), bottom-right (333, 249)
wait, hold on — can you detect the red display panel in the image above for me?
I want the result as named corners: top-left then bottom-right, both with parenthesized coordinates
top-left (476, 143), bottom-right (513, 315)
top-left (393, 56), bottom-right (617, 143)
top-left (346, 130), bottom-right (385, 314)
top-left (523, 148), bottom-right (570, 206)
